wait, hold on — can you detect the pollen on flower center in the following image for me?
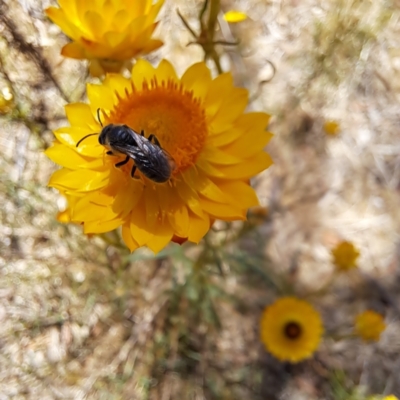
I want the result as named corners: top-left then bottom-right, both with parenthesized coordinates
top-left (284, 322), bottom-right (302, 339)
top-left (107, 78), bottom-right (208, 175)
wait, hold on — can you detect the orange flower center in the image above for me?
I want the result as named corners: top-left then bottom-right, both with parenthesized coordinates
top-left (284, 322), bottom-right (302, 340)
top-left (106, 78), bottom-right (208, 176)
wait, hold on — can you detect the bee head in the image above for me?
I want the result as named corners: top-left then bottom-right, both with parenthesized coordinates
top-left (98, 124), bottom-right (117, 146)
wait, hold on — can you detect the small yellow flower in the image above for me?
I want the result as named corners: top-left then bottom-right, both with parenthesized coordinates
top-left (383, 396), bottom-right (399, 400)
top-left (46, 59), bottom-right (273, 253)
top-left (45, 0), bottom-right (164, 77)
top-left (260, 297), bottom-right (323, 363)
top-left (223, 10), bottom-right (248, 23)
top-left (331, 241), bottom-right (360, 271)
top-left (355, 310), bottom-right (386, 342)
top-left (324, 120), bottom-right (340, 136)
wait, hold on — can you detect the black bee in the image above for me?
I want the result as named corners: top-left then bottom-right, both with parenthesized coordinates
top-left (76, 111), bottom-right (175, 183)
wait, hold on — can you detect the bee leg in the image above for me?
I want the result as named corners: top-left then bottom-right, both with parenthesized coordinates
top-left (131, 165), bottom-right (137, 178)
top-left (148, 134), bottom-right (161, 147)
top-left (106, 151), bottom-right (113, 155)
top-left (115, 156), bottom-right (130, 168)
top-left (140, 130), bottom-right (145, 136)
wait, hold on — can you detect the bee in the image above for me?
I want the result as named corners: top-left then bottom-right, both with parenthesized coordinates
top-left (76, 110), bottom-right (175, 183)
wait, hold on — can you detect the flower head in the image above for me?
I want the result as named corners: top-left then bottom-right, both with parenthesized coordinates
top-left (355, 310), bottom-right (386, 342)
top-left (260, 297), bottom-right (323, 363)
top-left (46, 59), bottom-right (273, 253)
top-left (332, 240), bottom-right (360, 271)
top-left (45, 0), bottom-right (164, 76)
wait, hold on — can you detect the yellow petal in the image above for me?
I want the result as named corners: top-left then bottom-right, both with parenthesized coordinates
top-left (144, 186), bottom-right (160, 228)
top-left (209, 87), bottom-right (248, 133)
top-left (204, 73), bottom-right (234, 121)
top-left (89, 59), bottom-right (106, 77)
top-left (129, 201), bottom-right (155, 246)
top-left (196, 158), bottom-right (226, 178)
top-left (199, 197), bottom-right (245, 220)
top-left (45, 144), bottom-right (103, 169)
top-left (65, 103), bottom-right (99, 129)
top-left (183, 171), bottom-right (227, 204)
top-left (83, 11), bottom-right (104, 39)
top-left (87, 83), bottom-right (116, 113)
top-left (187, 213), bottom-right (210, 243)
top-left (55, 0), bottom-right (78, 18)
top-left (223, 10), bottom-right (248, 23)
top-left (122, 223), bottom-right (140, 252)
top-left (57, 208), bottom-right (71, 223)
top-left (103, 74), bottom-right (131, 102)
top-left (222, 130), bottom-right (273, 158)
top-left (146, 0), bottom-right (164, 22)
top-left (200, 146), bottom-right (242, 165)
top-left (61, 42), bottom-right (87, 59)
top-left (215, 152), bottom-right (273, 179)
top-left (155, 59), bottom-right (178, 83)
top-left (176, 181), bottom-right (204, 217)
top-left (84, 217), bottom-right (124, 234)
top-left (49, 168), bottom-right (108, 192)
top-left (45, 7), bottom-right (78, 39)
top-left (216, 181), bottom-right (259, 209)
top-left (112, 180), bottom-right (143, 216)
top-left (167, 204), bottom-right (190, 238)
top-left (146, 219), bottom-right (174, 253)
top-left (131, 59), bottom-right (156, 89)
top-left (181, 62), bottom-right (212, 101)
top-left (72, 196), bottom-right (118, 222)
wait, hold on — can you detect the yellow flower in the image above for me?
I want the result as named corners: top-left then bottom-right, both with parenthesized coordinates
top-left (45, 0), bottom-right (164, 77)
top-left (324, 120), bottom-right (340, 136)
top-left (260, 297), bottom-right (323, 363)
top-left (383, 396), bottom-right (399, 400)
top-left (223, 10), bottom-right (248, 23)
top-left (331, 241), bottom-right (360, 271)
top-left (46, 59), bottom-right (273, 253)
top-left (355, 310), bottom-right (386, 342)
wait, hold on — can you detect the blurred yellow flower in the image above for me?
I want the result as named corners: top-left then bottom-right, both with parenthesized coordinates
top-left (0, 88), bottom-right (14, 114)
top-left (324, 120), bottom-right (340, 136)
top-left (223, 10), bottom-right (248, 23)
top-left (383, 396), bottom-right (399, 400)
top-left (45, 0), bottom-right (164, 77)
top-left (46, 59), bottom-right (273, 253)
top-left (355, 310), bottom-right (386, 342)
top-left (260, 297), bottom-right (323, 363)
top-left (332, 241), bottom-right (360, 271)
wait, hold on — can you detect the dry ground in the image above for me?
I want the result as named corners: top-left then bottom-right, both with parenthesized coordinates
top-left (1, 0), bottom-right (400, 399)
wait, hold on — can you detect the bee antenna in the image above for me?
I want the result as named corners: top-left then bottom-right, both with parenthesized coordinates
top-left (76, 133), bottom-right (99, 147)
top-left (97, 108), bottom-right (103, 127)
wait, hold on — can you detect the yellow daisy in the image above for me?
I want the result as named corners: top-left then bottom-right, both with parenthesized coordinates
top-left (45, 0), bottom-right (164, 77)
top-left (331, 240), bottom-right (360, 271)
top-left (45, 59), bottom-right (273, 253)
top-left (355, 310), bottom-right (386, 342)
top-left (260, 297), bottom-right (323, 363)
